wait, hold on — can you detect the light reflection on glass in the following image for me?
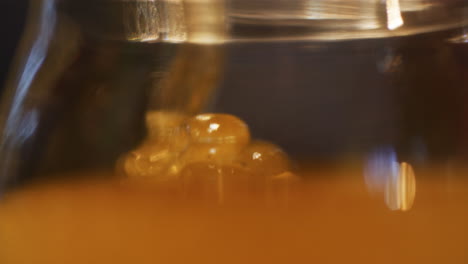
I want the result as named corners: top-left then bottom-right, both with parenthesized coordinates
top-left (0, 0), bottom-right (57, 187)
top-left (123, 0), bottom-right (225, 44)
top-left (123, 0), bottom-right (160, 42)
top-left (385, 162), bottom-right (416, 211)
top-left (302, 0), bottom-right (380, 30)
top-left (399, 162), bottom-right (416, 211)
top-left (365, 148), bottom-right (416, 211)
top-left (364, 147), bottom-right (399, 193)
top-left (183, 0), bottom-right (226, 44)
top-left (400, 0), bottom-right (436, 12)
top-left (123, 0), bottom-right (187, 42)
top-left (448, 33), bottom-right (468, 44)
top-left (386, 0), bottom-right (404, 30)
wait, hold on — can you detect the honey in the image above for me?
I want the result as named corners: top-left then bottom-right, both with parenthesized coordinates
top-left (1, 165), bottom-right (467, 264)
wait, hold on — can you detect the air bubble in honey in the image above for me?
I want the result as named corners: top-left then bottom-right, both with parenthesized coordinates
top-left (236, 140), bottom-right (292, 177)
top-left (181, 113), bottom-right (251, 165)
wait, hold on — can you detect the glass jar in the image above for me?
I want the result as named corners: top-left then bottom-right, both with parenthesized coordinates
top-left (1, 0), bottom-right (468, 263)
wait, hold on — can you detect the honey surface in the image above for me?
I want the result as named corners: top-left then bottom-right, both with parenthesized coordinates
top-left (1, 166), bottom-right (468, 264)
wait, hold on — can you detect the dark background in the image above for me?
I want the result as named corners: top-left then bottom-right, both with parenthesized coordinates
top-left (0, 0), bottom-right (28, 88)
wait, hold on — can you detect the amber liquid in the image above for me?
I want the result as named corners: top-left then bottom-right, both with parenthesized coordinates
top-left (1, 164), bottom-right (468, 264)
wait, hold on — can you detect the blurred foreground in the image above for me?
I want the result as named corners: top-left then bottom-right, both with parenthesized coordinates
top-left (1, 164), bottom-right (468, 264)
